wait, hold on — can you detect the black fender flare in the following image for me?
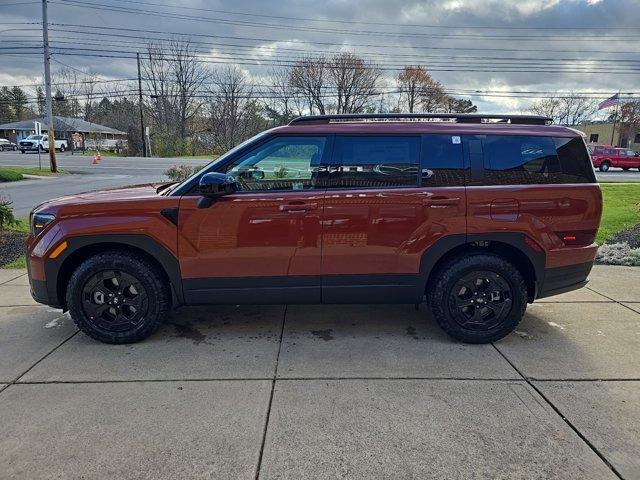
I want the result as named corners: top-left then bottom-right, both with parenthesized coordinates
top-left (46, 234), bottom-right (184, 307)
top-left (418, 232), bottom-right (545, 299)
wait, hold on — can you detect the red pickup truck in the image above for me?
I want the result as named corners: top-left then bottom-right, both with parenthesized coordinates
top-left (588, 144), bottom-right (640, 172)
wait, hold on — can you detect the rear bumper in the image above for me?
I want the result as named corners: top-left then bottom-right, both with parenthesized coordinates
top-left (536, 261), bottom-right (593, 299)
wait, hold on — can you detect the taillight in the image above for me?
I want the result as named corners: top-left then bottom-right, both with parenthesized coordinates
top-left (555, 230), bottom-right (597, 246)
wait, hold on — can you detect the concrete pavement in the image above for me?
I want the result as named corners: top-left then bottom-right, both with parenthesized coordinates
top-left (0, 265), bottom-right (639, 478)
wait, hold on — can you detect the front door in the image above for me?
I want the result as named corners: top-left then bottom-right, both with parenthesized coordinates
top-left (320, 134), bottom-right (466, 303)
top-left (178, 135), bottom-right (328, 304)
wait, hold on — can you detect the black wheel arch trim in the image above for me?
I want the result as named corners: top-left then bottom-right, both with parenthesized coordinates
top-left (44, 234), bottom-right (184, 308)
top-left (419, 232), bottom-right (545, 302)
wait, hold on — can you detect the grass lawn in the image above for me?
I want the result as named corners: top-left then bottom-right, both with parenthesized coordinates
top-left (0, 166), bottom-right (66, 182)
top-left (598, 183), bottom-right (640, 244)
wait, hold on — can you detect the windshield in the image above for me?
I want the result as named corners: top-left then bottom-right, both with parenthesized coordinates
top-left (168, 130), bottom-right (269, 195)
top-left (26, 135), bottom-right (43, 140)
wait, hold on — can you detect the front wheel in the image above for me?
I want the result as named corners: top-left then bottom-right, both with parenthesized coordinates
top-left (599, 162), bottom-right (610, 172)
top-left (428, 254), bottom-right (527, 344)
top-left (66, 251), bottom-right (170, 344)
top-left (59, 144), bottom-right (65, 152)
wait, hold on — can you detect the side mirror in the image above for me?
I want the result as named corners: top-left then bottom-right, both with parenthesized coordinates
top-left (197, 172), bottom-right (237, 208)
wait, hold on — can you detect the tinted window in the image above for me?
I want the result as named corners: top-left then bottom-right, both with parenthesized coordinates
top-left (421, 135), bottom-right (465, 186)
top-left (482, 135), bottom-right (562, 185)
top-left (328, 136), bottom-right (420, 188)
top-left (481, 135), bottom-right (595, 185)
top-left (224, 136), bottom-right (326, 191)
top-left (553, 137), bottom-right (596, 183)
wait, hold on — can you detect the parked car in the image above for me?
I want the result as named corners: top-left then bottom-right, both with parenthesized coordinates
top-left (27, 113), bottom-right (602, 345)
top-left (19, 134), bottom-right (68, 153)
top-left (588, 144), bottom-right (640, 172)
top-left (0, 138), bottom-right (17, 151)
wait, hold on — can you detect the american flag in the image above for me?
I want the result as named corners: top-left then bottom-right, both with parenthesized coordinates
top-left (598, 93), bottom-right (620, 110)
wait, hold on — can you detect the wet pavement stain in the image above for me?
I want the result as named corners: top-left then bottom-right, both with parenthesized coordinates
top-left (311, 329), bottom-right (334, 341)
top-left (170, 322), bottom-right (210, 345)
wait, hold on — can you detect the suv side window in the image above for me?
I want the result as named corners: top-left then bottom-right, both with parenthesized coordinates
top-left (482, 135), bottom-right (562, 185)
top-left (327, 135), bottom-right (420, 188)
top-left (421, 134), bottom-right (465, 186)
top-left (477, 135), bottom-right (595, 185)
top-left (554, 137), bottom-right (597, 183)
top-left (224, 136), bottom-right (326, 191)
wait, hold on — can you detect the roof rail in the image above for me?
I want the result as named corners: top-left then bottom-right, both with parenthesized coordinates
top-left (289, 113), bottom-right (553, 126)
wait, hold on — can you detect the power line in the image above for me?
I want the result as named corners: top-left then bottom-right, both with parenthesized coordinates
top-left (52, 0), bottom-right (640, 41)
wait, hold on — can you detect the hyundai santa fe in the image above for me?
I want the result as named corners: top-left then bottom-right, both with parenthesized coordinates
top-left (26, 113), bottom-right (602, 344)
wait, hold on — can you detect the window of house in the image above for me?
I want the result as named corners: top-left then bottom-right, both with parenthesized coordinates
top-left (328, 136), bottom-right (421, 188)
top-left (589, 133), bottom-right (599, 143)
top-left (634, 133), bottom-right (640, 144)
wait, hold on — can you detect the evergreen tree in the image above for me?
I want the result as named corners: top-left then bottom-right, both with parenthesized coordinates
top-left (10, 86), bottom-right (29, 120)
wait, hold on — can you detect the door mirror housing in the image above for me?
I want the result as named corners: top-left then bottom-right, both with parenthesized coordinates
top-left (197, 173), bottom-right (237, 208)
top-left (199, 172), bottom-right (238, 197)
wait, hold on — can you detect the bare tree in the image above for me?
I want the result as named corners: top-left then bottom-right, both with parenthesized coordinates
top-left (208, 66), bottom-right (265, 152)
top-left (264, 67), bottom-right (303, 125)
top-left (396, 66), bottom-right (446, 113)
top-left (328, 53), bottom-right (381, 114)
top-left (529, 93), bottom-right (597, 125)
top-left (142, 39), bottom-right (207, 154)
top-left (289, 56), bottom-right (328, 115)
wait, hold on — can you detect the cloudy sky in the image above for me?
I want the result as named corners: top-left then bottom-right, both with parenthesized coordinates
top-left (0, 0), bottom-right (638, 116)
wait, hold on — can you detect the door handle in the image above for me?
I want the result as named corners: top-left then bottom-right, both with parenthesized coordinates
top-left (424, 197), bottom-right (460, 207)
top-left (279, 202), bottom-right (318, 212)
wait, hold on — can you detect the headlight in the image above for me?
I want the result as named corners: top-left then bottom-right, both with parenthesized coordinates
top-left (30, 212), bottom-right (55, 236)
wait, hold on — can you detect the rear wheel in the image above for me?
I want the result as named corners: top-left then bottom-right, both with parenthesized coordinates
top-left (59, 144), bottom-right (65, 152)
top-left (623, 167), bottom-right (630, 171)
top-left (599, 162), bottom-right (610, 172)
top-left (20, 150), bottom-right (25, 154)
top-left (428, 254), bottom-right (527, 344)
top-left (66, 251), bottom-right (170, 344)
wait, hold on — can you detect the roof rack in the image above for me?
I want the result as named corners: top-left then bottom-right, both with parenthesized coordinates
top-left (289, 113), bottom-right (553, 126)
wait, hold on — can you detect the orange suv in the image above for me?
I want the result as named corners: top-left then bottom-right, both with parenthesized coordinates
top-left (27, 114), bottom-right (602, 344)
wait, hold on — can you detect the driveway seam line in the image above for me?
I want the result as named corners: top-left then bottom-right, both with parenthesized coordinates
top-left (254, 304), bottom-right (287, 480)
top-left (11, 376), bottom-right (533, 385)
top-left (586, 287), bottom-right (640, 315)
top-left (491, 343), bottom-right (625, 479)
top-left (0, 272), bottom-right (27, 286)
top-left (0, 330), bottom-right (80, 397)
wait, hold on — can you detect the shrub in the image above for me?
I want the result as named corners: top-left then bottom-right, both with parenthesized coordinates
top-left (0, 168), bottom-right (24, 182)
top-left (164, 164), bottom-right (207, 182)
top-left (0, 195), bottom-right (17, 230)
top-left (596, 242), bottom-right (640, 267)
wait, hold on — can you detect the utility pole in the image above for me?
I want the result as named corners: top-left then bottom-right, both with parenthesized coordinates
top-left (137, 52), bottom-right (147, 157)
top-left (41, 0), bottom-right (57, 172)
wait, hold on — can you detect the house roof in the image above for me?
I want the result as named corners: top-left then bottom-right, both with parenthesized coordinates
top-left (0, 116), bottom-right (126, 135)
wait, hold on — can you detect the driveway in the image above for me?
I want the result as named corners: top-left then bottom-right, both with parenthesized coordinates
top-left (0, 265), bottom-right (638, 479)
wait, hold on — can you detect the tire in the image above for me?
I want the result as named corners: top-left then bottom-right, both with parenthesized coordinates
top-left (428, 253), bottom-right (528, 344)
top-left (66, 251), bottom-right (170, 344)
top-left (599, 162), bottom-right (610, 172)
top-left (59, 144), bottom-right (65, 152)
top-left (20, 150), bottom-right (25, 154)
top-left (623, 168), bottom-right (630, 171)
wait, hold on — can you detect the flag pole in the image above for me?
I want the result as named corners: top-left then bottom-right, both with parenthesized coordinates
top-left (610, 89), bottom-right (621, 146)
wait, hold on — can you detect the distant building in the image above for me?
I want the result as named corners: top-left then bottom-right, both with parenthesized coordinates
top-left (571, 122), bottom-right (640, 150)
top-left (0, 116), bottom-right (126, 151)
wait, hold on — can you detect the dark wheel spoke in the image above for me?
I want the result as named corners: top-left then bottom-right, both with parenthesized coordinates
top-left (80, 268), bottom-right (149, 333)
top-left (449, 269), bottom-right (514, 332)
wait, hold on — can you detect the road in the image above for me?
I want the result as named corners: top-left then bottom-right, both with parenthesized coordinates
top-left (0, 151), bottom-right (208, 217)
top-left (1, 150), bottom-right (638, 217)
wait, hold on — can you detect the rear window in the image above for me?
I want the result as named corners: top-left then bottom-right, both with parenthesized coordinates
top-left (481, 135), bottom-right (595, 185)
top-left (328, 136), bottom-right (420, 188)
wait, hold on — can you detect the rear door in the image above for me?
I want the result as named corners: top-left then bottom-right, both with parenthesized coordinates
top-left (320, 134), bottom-right (466, 303)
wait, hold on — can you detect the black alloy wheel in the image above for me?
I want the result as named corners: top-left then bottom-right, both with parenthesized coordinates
top-left (81, 270), bottom-right (149, 333)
